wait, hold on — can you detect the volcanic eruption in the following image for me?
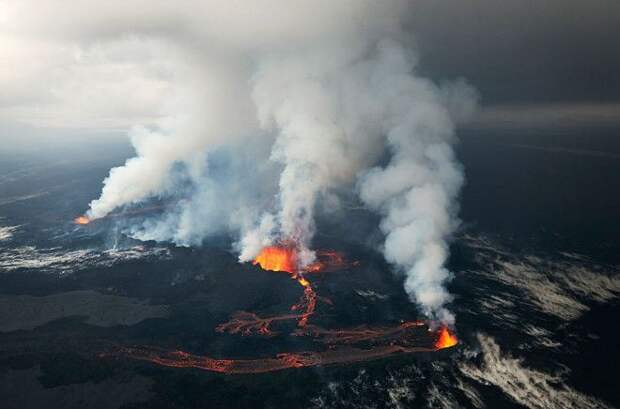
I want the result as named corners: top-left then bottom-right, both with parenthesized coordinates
top-left (435, 326), bottom-right (458, 350)
top-left (253, 246), bottom-right (298, 274)
top-left (74, 216), bottom-right (91, 225)
top-left (78, 2), bottom-right (474, 362)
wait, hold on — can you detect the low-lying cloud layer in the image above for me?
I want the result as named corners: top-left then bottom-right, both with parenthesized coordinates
top-left (464, 235), bottom-right (620, 322)
top-left (460, 334), bottom-right (611, 409)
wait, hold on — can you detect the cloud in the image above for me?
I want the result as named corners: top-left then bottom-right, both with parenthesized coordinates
top-left (465, 235), bottom-right (620, 321)
top-left (0, 33), bottom-right (173, 128)
top-left (0, 245), bottom-right (170, 273)
top-left (460, 334), bottom-right (611, 409)
top-left (0, 225), bottom-right (19, 241)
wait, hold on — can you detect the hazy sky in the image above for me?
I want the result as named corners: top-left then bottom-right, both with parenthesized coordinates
top-left (1, 0), bottom-right (619, 145)
top-left (408, 0), bottom-right (620, 105)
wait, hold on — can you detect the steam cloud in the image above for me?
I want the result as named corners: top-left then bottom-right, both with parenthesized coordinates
top-left (57, 1), bottom-right (476, 323)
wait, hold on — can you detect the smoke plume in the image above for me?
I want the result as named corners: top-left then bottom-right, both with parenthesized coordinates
top-left (35, 1), bottom-right (477, 323)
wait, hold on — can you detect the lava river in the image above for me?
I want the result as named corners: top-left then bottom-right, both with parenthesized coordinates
top-left (107, 245), bottom-right (458, 374)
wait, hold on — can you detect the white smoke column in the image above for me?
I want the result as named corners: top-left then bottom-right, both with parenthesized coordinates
top-left (358, 63), bottom-right (476, 325)
top-left (247, 45), bottom-right (380, 265)
top-left (86, 51), bottom-right (259, 221)
top-left (360, 142), bottom-right (462, 324)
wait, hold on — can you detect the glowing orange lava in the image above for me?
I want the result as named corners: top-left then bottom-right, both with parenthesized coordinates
top-left (250, 245), bottom-right (328, 328)
top-left (104, 246), bottom-right (459, 375)
top-left (109, 320), bottom-right (437, 375)
top-left (435, 326), bottom-right (458, 349)
top-left (113, 340), bottom-right (436, 375)
top-left (253, 246), bottom-right (354, 276)
top-left (253, 246), bottom-right (298, 274)
top-left (74, 215), bottom-right (91, 225)
top-left (305, 250), bottom-right (352, 272)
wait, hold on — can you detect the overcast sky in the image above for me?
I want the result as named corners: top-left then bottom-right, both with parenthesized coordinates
top-left (407, 0), bottom-right (620, 106)
top-left (1, 0), bottom-right (619, 147)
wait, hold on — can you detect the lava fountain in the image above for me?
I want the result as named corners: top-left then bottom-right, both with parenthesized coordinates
top-left (434, 326), bottom-right (458, 350)
top-left (74, 215), bottom-right (91, 225)
top-left (253, 246), bottom-right (298, 274)
top-left (252, 246), bottom-right (353, 275)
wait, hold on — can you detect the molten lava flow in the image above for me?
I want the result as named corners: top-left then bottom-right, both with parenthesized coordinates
top-left (215, 311), bottom-right (303, 336)
top-left (294, 321), bottom-right (426, 345)
top-left (114, 344), bottom-right (435, 375)
top-left (292, 282), bottom-right (316, 327)
top-left (111, 320), bottom-right (437, 375)
top-left (305, 249), bottom-right (357, 273)
top-left (253, 246), bottom-right (297, 274)
top-left (250, 245), bottom-right (326, 328)
top-left (435, 326), bottom-right (458, 350)
top-left (216, 276), bottom-right (318, 335)
top-left (108, 246), bottom-right (461, 376)
top-left (74, 215), bottom-right (91, 225)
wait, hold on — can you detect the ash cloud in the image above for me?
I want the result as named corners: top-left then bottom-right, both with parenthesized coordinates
top-left (3, 1), bottom-right (477, 323)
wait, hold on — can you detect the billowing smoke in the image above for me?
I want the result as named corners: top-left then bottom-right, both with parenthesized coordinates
top-left (44, 1), bottom-right (477, 323)
top-left (358, 77), bottom-right (475, 324)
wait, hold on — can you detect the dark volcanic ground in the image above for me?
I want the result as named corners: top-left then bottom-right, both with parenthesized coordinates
top-left (0, 125), bottom-right (619, 409)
